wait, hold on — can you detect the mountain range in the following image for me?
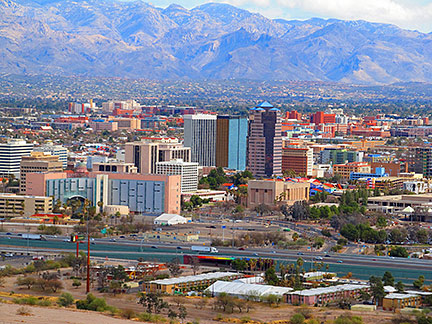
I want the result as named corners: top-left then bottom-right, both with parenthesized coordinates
top-left (1, 0), bottom-right (432, 84)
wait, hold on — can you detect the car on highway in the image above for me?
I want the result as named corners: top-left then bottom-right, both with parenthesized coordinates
top-left (151, 246), bottom-right (158, 249)
top-left (238, 247), bottom-right (245, 250)
top-left (4, 253), bottom-right (14, 257)
top-left (119, 235), bottom-right (125, 238)
top-left (109, 238), bottom-right (116, 242)
top-left (314, 256), bottom-right (323, 260)
top-left (63, 238), bottom-right (71, 242)
top-left (337, 260), bottom-right (343, 263)
top-left (253, 253), bottom-right (259, 256)
top-left (325, 254), bottom-right (331, 257)
top-left (297, 252), bottom-right (304, 255)
top-left (176, 246), bottom-right (182, 249)
top-left (5, 232), bottom-right (12, 235)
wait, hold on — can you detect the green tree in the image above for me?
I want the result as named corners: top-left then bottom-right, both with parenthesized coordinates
top-left (413, 275), bottom-right (425, 289)
top-left (395, 281), bottom-right (404, 293)
top-left (369, 276), bottom-right (385, 305)
top-left (389, 246), bottom-right (409, 258)
top-left (264, 266), bottom-right (279, 286)
top-left (376, 216), bottom-right (388, 228)
top-left (255, 203), bottom-right (271, 217)
top-left (288, 201), bottom-right (310, 220)
top-left (416, 229), bottom-right (429, 244)
top-left (382, 271), bottom-right (394, 286)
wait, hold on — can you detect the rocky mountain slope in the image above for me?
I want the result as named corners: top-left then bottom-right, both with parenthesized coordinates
top-left (1, 0), bottom-right (432, 84)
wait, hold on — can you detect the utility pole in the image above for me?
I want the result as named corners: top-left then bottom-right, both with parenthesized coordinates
top-left (86, 234), bottom-right (90, 293)
top-left (85, 200), bottom-right (90, 294)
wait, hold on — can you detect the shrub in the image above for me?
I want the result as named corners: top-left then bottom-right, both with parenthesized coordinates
top-left (72, 279), bottom-right (81, 288)
top-left (16, 306), bottom-right (32, 316)
top-left (58, 292), bottom-right (74, 307)
top-left (137, 312), bottom-right (167, 323)
top-left (334, 314), bottom-right (363, 324)
top-left (13, 296), bottom-right (38, 305)
top-left (121, 309), bottom-right (136, 319)
top-left (76, 293), bottom-right (113, 312)
top-left (290, 313), bottom-right (305, 324)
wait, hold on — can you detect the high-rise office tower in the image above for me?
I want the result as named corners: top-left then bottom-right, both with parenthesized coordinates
top-left (247, 102), bottom-right (282, 178)
top-left (184, 114), bottom-right (217, 167)
top-left (216, 116), bottom-right (248, 171)
top-left (408, 147), bottom-right (432, 177)
top-left (0, 139), bottom-right (34, 179)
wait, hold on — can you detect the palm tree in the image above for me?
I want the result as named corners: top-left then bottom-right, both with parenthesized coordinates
top-left (97, 201), bottom-right (103, 214)
top-left (5, 200), bottom-right (9, 219)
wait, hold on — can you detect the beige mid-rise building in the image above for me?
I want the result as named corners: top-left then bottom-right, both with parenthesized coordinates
top-left (125, 138), bottom-right (191, 174)
top-left (0, 193), bottom-right (52, 218)
top-left (20, 152), bottom-right (63, 193)
top-left (92, 161), bottom-right (137, 173)
top-left (247, 179), bottom-right (310, 208)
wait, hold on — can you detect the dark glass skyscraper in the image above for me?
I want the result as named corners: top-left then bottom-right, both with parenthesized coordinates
top-left (216, 116), bottom-right (248, 171)
top-left (247, 102), bottom-right (282, 178)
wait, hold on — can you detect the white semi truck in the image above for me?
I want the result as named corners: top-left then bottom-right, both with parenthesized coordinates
top-left (190, 245), bottom-right (218, 253)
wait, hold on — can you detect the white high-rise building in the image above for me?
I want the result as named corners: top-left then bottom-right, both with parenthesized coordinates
top-left (0, 139), bottom-right (34, 178)
top-left (34, 143), bottom-right (68, 168)
top-left (184, 114), bottom-right (216, 167)
top-left (156, 159), bottom-right (199, 193)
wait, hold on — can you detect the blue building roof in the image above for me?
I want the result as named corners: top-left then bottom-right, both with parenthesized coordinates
top-left (269, 108), bottom-right (280, 112)
top-left (257, 101), bottom-right (273, 108)
top-left (256, 108), bottom-right (265, 111)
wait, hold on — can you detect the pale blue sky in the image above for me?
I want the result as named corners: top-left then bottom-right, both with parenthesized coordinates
top-left (148, 0), bottom-right (432, 32)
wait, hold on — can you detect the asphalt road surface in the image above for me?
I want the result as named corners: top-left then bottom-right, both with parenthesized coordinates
top-left (1, 233), bottom-right (431, 284)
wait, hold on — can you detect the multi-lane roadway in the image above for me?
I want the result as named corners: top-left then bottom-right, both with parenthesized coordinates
top-left (1, 233), bottom-right (431, 284)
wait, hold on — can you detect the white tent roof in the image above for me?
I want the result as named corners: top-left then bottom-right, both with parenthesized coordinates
top-left (401, 206), bottom-right (414, 213)
top-left (154, 213), bottom-right (185, 221)
top-left (206, 281), bottom-right (293, 298)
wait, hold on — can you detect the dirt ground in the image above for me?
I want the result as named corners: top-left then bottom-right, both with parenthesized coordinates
top-left (0, 303), bottom-right (136, 324)
top-left (0, 270), bottom-right (398, 324)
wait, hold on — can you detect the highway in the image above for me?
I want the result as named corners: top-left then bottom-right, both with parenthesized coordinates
top-left (1, 233), bottom-right (431, 284)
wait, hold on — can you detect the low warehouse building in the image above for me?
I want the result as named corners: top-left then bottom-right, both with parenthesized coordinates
top-left (206, 280), bottom-right (293, 299)
top-left (143, 272), bottom-right (242, 295)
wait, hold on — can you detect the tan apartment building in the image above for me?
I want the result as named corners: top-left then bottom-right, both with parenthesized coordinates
top-left (92, 161), bottom-right (137, 173)
top-left (125, 138), bottom-right (191, 174)
top-left (382, 293), bottom-right (421, 311)
top-left (20, 152), bottom-right (63, 193)
top-left (108, 117), bottom-right (140, 130)
top-left (247, 179), bottom-right (310, 207)
top-left (333, 162), bottom-right (371, 180)
top-left (0, 193), bottom-right (52, 218)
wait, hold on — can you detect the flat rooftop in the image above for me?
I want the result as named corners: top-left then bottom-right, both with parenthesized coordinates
top-left (150, 272), bottom-right (239, 285)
